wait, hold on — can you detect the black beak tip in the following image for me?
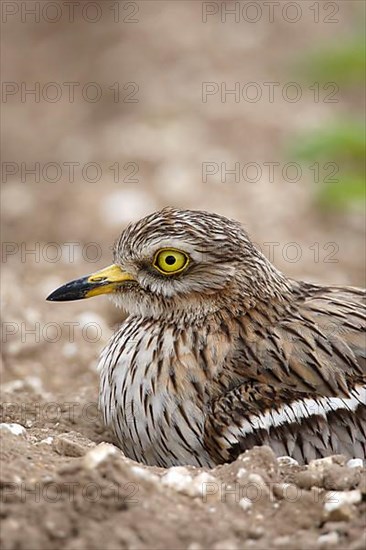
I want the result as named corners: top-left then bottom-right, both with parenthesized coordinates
top-left (46, 291), bottom-right (60, 301)
top-left (46, 288), bottom-right (69, 302)
top-left (46, 278), bottom-right (90, 302)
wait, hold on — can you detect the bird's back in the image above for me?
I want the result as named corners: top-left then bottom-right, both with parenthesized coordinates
top-left (205, 282), bottom-right (366, 464)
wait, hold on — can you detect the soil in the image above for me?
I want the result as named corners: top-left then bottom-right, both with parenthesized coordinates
top-left (1, 2), bottom-right (365, 549)
top-left (1, 387), bottom-right (366, 550)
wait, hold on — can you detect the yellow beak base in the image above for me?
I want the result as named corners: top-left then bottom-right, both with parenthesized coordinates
top-left (46, 264), bottom-right (135, 302)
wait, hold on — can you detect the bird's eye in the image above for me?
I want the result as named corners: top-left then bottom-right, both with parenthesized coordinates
top-left (153, 249), bottom-right (189, 274)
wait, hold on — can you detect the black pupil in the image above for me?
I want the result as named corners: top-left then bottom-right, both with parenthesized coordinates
top-left (165, 255), bottom-right (176, 265)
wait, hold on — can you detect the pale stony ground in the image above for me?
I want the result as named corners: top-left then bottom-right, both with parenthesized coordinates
top-left (1, 384), bottom-right (365, 550)
top-left (1, 2), bottom-right (365, 549)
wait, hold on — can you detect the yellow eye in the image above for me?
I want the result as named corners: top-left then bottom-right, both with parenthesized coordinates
top-left (153, 249), bottom-right (189, 274)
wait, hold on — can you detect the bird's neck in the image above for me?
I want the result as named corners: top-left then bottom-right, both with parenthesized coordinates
top-left (237, 252), bottom-right (293, 304)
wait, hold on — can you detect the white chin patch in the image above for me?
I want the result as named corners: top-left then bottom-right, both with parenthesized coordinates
top-left (110, 293), bottom-right (129, 310)
top-left (109, 292), bottom-right (153, 317)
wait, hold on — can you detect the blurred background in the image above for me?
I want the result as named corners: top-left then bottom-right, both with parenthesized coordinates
top-left (1, 0), bottom-right (365, 391)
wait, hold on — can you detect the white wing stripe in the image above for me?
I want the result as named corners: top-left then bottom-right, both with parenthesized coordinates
top-left (224, 385), bottom-right (366, 439)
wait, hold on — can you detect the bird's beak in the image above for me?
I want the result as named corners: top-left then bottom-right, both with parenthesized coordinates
top-left (46, 264), bottom-right (136, 302)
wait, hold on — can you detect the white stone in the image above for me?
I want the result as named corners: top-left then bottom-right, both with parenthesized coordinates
top-left (131, 465), bottom-right (159, 483)
top-left (160, 468), bottom-right (217, 498)
top-left (317, 532), bottom-right (339, 546)
top-left (309, 456), bottom-right (336, 470)
top-left (346, 458), bottom-right (364, 469)
top-left (0, 423), bottom-right (26, 436)
top-left (239, 497), bottom-right (252, 511)
top-left (324, 490), bottom-right (362, 512)
top-left (83, 442), bottom-right (118, 469)
top-left (277, 456), bottom-right (299, 466)
top-left (236, 467), bottom-right (247, 479)
top-left (247, 473), bottom-right (266, 487)
top-left (161, 467), bottom-right (193, 492)
top-left (1, 379), bottom-right (25, 392)
top-left (189, 472), bottom-right (217, 497)
top-left (1, 377), bottom-right (50, 398)
top-left (39, 437), bottom-right (54, 445)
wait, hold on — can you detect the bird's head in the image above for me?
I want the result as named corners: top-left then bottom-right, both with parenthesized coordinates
top-left (47, 207), bottom-right (289, 319)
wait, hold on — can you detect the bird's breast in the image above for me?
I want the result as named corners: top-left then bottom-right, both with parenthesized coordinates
top-left (97, 317), bottom-right (217, 467)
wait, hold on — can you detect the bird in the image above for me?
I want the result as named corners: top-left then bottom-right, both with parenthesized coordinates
top-left (47, 207), bottom-right (366, 467)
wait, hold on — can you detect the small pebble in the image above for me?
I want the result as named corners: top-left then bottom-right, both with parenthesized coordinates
top-left (131, 466), bottom-right (159, 483)
top-left (161, 467), bottom-right (193, 492)
top-left (323, 464), bottom-right (360, 491)
top-left (346, 458), bottom-right (363, 469)
top-left (238, 497), bottom-right (252, 510)
top-left (277, 456), bottom-right (299, 467)
top-left (309, 456), bottom-right (345, 470)
top-left (247, 526), bottom-right (264, 540)
top-left (82, 442), bottom-right (117, 469)
top-left (247, 473), bottom-right (266, 487)
top-left (236, 467), bottom-right (247, 480)
top-left (295, 470), bottom-right (323, 490)
top-left (53, 433), bottom-right (95, 457)
top-left (190, 472), bottom-right (217, 497)
top-left (324, 490), bottom-right (362, 511)
top-left (324, 490), bottom-right (361, 521)
top-left (39, 437), bottom-right (53, 445)
top-left (317, 531), bottom-right (339, 546)
top-left (0, 423), bottom-right (26, 436)
top-left (161, 468), bottom-right (217, 498)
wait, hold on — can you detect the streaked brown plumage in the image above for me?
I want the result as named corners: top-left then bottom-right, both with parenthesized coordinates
top-left (48, 208), bottom-right (366, 467)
